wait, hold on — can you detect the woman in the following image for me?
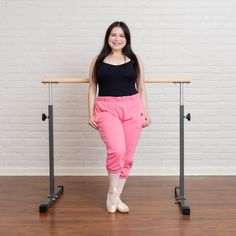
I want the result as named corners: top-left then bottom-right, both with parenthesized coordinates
top-left (88, 21), bottom-right (151, 213)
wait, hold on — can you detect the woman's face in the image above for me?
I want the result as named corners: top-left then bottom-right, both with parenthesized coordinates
top-left (108, 26), bottom-right (127, 51)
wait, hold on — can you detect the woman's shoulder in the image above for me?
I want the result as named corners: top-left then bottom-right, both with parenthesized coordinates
top-left (134, 53), bottom-right (144, 65)
top-left (134, 53), bottom-right (142, 60)
top-left (92, 55), bottom-right (99, 63)
top-left (89, 55), bottom-right (99, 67)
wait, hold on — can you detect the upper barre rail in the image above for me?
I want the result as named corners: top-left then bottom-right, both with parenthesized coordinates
top-left (41, 78), bottom-right (192, 84)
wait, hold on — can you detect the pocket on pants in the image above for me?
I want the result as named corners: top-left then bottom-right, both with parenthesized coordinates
top-left (130, 100), bottom-right (145, 126)
top-left (93, 105), bottom-right (101, 123)
top-left (139, 110), bottom-right (146, 127)
top-left (93, 101), bottom-right (106, 123)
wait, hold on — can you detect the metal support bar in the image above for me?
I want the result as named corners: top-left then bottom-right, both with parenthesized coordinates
top-left (39, 83), bottom-right (64, 213)
top-left (175, 83), bottom-right (191, 215)
top-left (49, 104), bottom-right (55, 197)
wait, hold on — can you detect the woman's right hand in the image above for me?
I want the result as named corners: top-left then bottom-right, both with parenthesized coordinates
top-left (88, 116), bottom-right (98, 129)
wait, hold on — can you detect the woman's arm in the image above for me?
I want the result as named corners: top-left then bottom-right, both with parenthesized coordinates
top-left (88, 56), bottom-right (98, 129)
top-left (136, 54), bottom-right (151, 128)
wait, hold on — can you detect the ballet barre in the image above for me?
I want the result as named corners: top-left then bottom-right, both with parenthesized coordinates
top-left (40, 77), bottom-right (192, 215)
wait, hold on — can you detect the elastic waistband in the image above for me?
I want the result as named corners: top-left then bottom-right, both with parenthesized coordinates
top-left (96, 93), bottom-right (140, 102)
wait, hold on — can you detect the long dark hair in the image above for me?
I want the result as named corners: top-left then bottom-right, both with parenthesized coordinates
top-left (92, 21), bottom-right (140, 83)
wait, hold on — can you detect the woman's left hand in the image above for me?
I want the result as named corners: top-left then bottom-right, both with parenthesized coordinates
top-left (142, 113), bottom-right (151, 128)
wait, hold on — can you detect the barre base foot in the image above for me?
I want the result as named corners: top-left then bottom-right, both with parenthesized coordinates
top-left (175, 187), bottom-right (190, 215)
top-left (39, 185), bottom-right (64, 213)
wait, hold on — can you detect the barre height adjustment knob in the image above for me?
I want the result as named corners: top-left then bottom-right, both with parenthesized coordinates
top-left (185, 113), bottom-right (191, 121)
top-left (42, 113), bottom-right (48, 121)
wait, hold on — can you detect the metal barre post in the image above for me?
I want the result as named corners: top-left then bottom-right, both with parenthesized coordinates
top-left (180, 83), bottom-right (184, 200)
top-left (49, 83), bottom-right (55, 197)
top-left (39, 83), bottom-right (64, 213)
top-left (175, 82), bottom-right (191, 215)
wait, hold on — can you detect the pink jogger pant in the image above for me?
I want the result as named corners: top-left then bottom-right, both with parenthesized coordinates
top-left (94, 93), bottom-right (145, 179)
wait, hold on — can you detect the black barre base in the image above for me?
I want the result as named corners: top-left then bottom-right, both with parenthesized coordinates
top-left (175, 187), bottom-right (190, 215)
top-left (39, 185), bottom-right (64, 213)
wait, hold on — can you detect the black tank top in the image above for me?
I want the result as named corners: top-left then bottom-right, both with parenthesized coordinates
top-left (96, 60), bottom-right (138, 97)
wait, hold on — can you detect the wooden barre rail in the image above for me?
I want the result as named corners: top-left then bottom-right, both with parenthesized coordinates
top-left (41, 77), bottom-right (192, 84)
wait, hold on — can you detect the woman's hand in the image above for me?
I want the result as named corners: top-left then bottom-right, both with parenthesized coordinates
top-left (142, 113), bottom-right (151, 128)
top-left (88, 116), bottom-right (98, 129)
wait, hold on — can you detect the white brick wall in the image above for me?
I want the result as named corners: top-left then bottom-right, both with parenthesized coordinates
top-left (0, 0), bottom-right (236, 175)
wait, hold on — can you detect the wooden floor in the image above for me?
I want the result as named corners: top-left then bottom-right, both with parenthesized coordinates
top-left (0, 176), bottom-right (236, 236)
